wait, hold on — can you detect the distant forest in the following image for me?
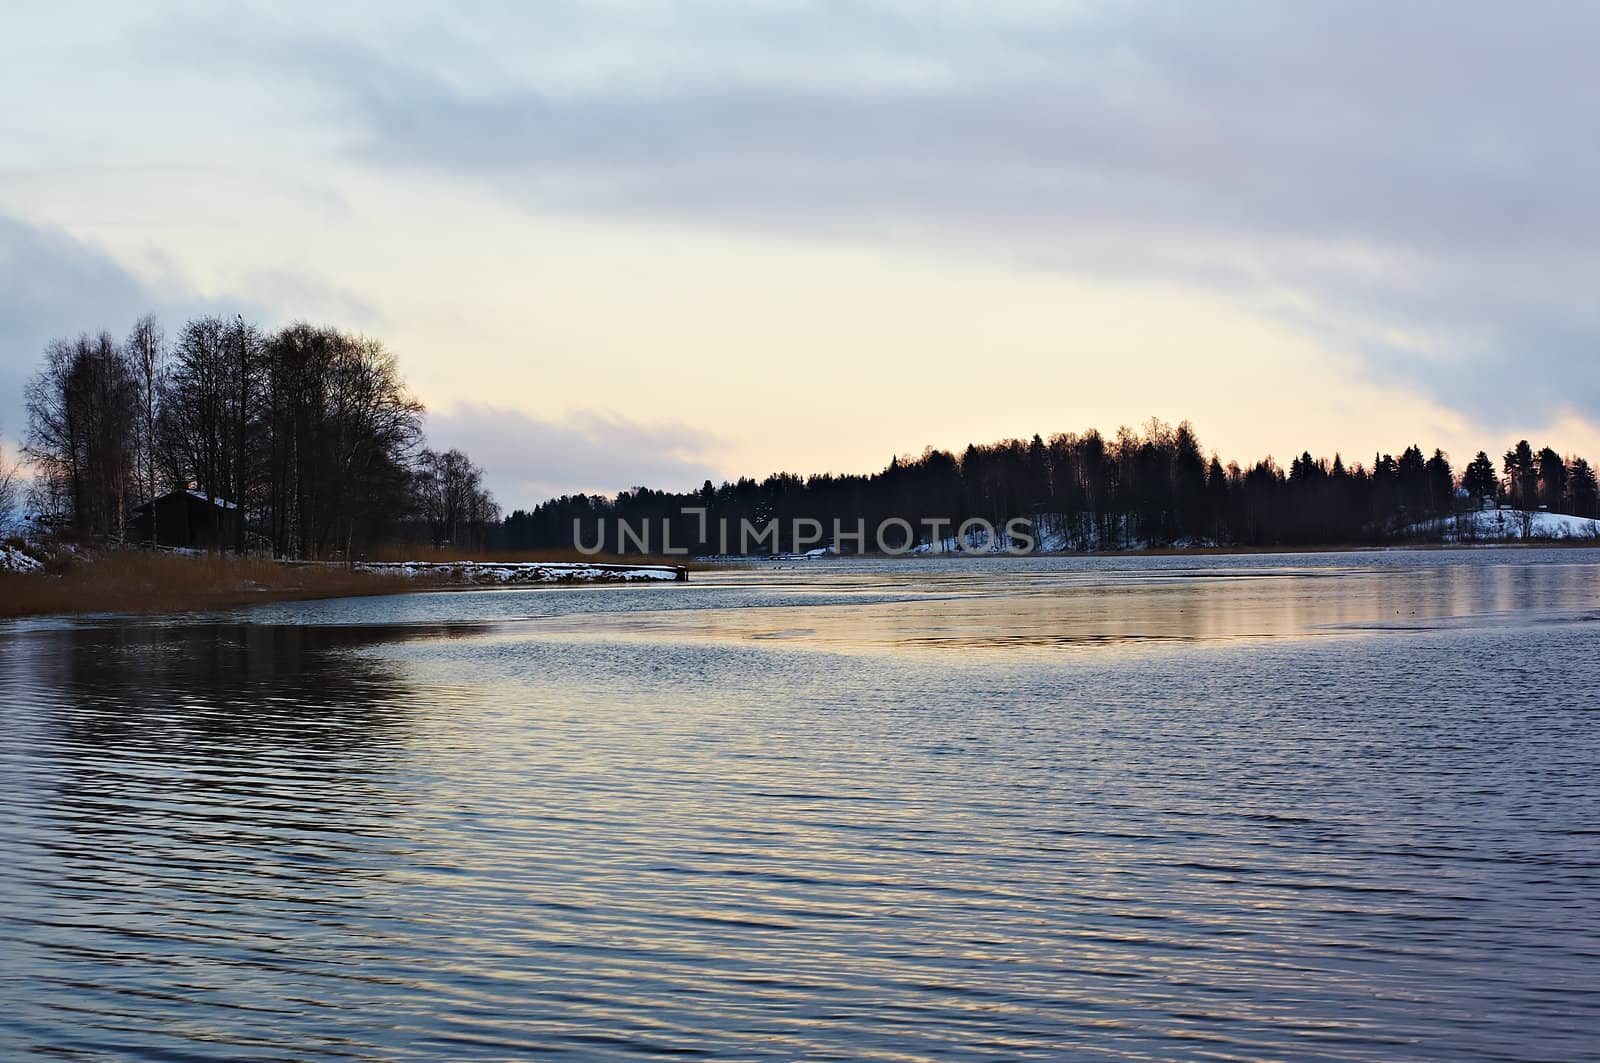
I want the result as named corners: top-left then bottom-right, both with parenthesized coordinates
top-left (508, 423), bottom-right (1600, 554)
top-left (12, 316), bottom-right (1599, 557)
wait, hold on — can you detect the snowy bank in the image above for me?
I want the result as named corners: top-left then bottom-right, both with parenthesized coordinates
top-left (1418, 509), bottom-right (1600, 543)
top-left (354, 561), bottom-right (687, 584)
top-left (0, 544), bottom-right (43, 574)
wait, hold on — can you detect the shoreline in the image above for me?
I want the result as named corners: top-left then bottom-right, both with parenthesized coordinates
top-left (0, 554), bottom-right (690, 621)
top-left (3, 539), bottom-right (1592, 621)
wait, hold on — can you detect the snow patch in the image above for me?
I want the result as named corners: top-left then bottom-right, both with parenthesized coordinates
top-left (0, 544), bottom-right (42, 573)
top-left (186, 491), bottom-right (238, 510)
top-left (355, 561), bottom-right (685, 584)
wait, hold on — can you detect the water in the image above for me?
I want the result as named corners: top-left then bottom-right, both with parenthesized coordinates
top-left (3, 550), bottom-right (1598, 1060)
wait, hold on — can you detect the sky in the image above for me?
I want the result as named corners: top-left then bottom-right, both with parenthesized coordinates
top-left (3, 1), bottom-right (1598, 510)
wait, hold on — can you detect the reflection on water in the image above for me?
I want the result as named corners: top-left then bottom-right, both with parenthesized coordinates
top-left (2, 551), bottom-right (1599, 1060)
top-left (152, 548), bottom-right (1600, 656)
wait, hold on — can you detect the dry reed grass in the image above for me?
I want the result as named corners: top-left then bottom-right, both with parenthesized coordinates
top-left (0, 550), bottom-right (433, 619)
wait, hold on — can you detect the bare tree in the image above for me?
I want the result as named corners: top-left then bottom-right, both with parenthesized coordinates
top-left (0, 428), bottom-right (21, 536)
top-left (231, 314), bottom-right (263, 554)
top-left (24, 339), bottom-right (85, 528)
top-left (25, 333), bottom-right (139, 538)
top-left (263, 323), bottom-right (335, 557)
top-left (328, 335), bottom-right (423, 561)
top-left (163, 317), bottom-right (232, 529)
top-left (415, 447), bottom-right (499, 549)
top-left (257, 325), bottom-right (423, 559)
top-left (126, 314), bottom-right (165, 543)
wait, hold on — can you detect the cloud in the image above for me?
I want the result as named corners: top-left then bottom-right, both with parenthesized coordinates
top-left (153, 1), bottom-right (1600, 434)
top-left (424, 402), bottom-right (726, 507)
top-left (236, 266), bottom-right (389, 331)
top-left (0, 215), bottom-right (169, 443)
top-left (0, 216), bottom-right (721, 506)
top-left (0, 213), bottom-right (387, 449)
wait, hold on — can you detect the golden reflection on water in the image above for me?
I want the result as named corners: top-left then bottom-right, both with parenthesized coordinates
top-left (512, 563), bottom-right (1600, 656)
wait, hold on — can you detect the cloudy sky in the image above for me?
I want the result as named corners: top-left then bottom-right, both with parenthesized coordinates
top-left (3, 1), bottom-right (1596, 508)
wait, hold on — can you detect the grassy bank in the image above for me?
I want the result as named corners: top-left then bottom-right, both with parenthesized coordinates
top-left (0, 551), bottom-right (434, 620)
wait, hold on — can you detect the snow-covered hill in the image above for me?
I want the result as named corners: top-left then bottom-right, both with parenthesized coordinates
top-left (1419, 508), bottom-right (1600, 542)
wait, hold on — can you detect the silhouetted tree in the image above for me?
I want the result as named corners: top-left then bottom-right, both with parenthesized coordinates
top-left (25, 333), bottom-right (139, 537)
top-left (1463, 451), bottom-right (1498, 503)
top-left (1172, 422), bottom-right (1208, 540)
top-left (162, 316), bottom-right (235, 519)
top-left (1569, 458), bottom-right (1599, 519)
top-left (0, 428), bottom-right (20, 534)
top-left (1425, 449), bottom-right (1454, 516)
top-left (414, 447), bottom-right (500, 549)
top-left (126, 315), bottom-right (166, 544)
top-left (1538, 447), bottom-right (1569, 513)
top-left (1504, 441), bottom-right (1538, 511)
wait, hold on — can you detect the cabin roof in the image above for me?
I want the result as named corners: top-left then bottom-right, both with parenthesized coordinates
top-left (132, 489), bottom-right (239, 514)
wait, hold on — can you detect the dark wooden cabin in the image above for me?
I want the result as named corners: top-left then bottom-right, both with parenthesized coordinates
top-left (127, 490), bottom-right (241, 550)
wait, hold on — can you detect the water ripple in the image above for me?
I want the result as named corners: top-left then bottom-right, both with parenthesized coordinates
top-left (2, 555), bottom-right (1598, 1060)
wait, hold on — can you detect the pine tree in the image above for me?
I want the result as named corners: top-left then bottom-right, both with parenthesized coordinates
top-left (1538, 447), bottom-right (1569, 512)
top-left (1503, 441), bottom-right (1538, 510)
top-left (1569, 458), bottom-right (1599, 519)
top-left (1463, 451), bottom-right (1498, 503)
top-left (1425, 449), bottom-right (1454, 516)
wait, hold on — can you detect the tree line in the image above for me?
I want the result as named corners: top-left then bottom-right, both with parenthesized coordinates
top-left (20, 315), bottom-right (499, 557)
top-left (18, 316), bottom-right (1598, 557)
top-left (505, 420), bottom-right (1600, 554)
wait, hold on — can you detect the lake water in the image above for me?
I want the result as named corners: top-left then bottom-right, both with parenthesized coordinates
top-left (3, 549), bottom-right (1598, 1060)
